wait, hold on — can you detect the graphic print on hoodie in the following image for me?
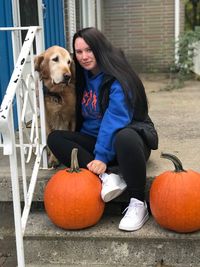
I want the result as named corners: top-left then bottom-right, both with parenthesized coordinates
top-left (81, 72), bottom-right (104, 137)
top-left (82, 90), bottom-right (100, 118)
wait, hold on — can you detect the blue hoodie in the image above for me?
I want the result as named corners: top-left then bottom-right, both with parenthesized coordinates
top-left (81, 71), bottom-right (133, 163)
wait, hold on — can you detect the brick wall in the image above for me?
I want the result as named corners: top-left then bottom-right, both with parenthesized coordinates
top-left (63, 0), bottom-right (184, 73)
top-left (102, 0), bottom-right (184, 72)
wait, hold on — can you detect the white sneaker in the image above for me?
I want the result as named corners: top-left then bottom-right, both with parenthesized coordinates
top-left (119, 198), bottom-right (149, 231)
top-left (99, 173), bottom-right (127, 202)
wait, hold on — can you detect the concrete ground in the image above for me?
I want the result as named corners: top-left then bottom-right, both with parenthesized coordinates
top-left (142, 74), bottom-right (200, 175)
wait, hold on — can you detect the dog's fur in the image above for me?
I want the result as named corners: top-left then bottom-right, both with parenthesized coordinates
top-left (34, 45), bottom-right (76, 167)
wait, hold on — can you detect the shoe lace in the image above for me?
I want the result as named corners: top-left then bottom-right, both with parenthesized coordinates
top-left (122, 202), bottom-right (144, 217)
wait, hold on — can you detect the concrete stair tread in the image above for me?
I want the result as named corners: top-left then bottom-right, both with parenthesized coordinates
top-left (1, 143), bottom-right (200, 202)
top-left (25, 211), bottom-right (200, 240)
top-left (26, 265), bottom-right (132, 267)
top-left (23, 211), bottom-right (200, 266)
top-left (2, 208), bottom-right (200, 267)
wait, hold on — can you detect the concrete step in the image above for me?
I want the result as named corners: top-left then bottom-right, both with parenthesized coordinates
top-left (22, 210), bottom-right (200, 267)
top-left (25, 265), bottom-right (139, 267)
top-left (0, 149), bottom-right (157, 202)
top-left (0, 203), bottom-right (17, 267)
top-left (0, 145), bottom-right (194, 203)
top-left (2, 204), bottom-right (200, 267)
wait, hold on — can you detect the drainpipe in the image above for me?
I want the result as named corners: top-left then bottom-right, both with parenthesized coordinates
top-left (175, 0), bottom-right (180, 63)
top-left (96, 0), bottom-right (102, 30)
top-left (81, 0), bottom-right (96, 28)
top-left (88, 0), bottom-right (96, 27)
top-left (81, 0), bottom-right (87, 28)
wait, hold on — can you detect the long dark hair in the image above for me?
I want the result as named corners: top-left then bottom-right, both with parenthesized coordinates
top-left (72, 27), bottom-right (148, 121)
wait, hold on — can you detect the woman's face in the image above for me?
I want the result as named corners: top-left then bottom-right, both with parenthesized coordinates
top-left (74, 37), bottom-right (99, 75)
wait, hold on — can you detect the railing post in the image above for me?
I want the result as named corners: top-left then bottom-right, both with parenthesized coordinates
top-left (9, 109), bottom-right (25, 267)
top-left (35, 28), bottom-right (48, 169)
top-left (0, 26), bottom-right (48, 266)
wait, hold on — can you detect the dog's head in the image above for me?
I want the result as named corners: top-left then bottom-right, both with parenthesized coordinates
top-left (34, 46), bottom-right (75, 90)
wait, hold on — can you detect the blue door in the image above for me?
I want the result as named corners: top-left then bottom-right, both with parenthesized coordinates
top-left (43, 0), bottom-right (66, 48)
top-left (0, 0), bottom-right (14, 103)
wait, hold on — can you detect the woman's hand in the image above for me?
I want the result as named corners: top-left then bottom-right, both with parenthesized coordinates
top-left (87, 160), bottom-right (107, 175)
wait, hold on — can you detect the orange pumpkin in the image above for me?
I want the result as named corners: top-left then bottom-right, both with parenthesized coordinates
top-left (150, 153), bottom-right (200, 233)
top-left (44, 148), bottom-right (105, 230)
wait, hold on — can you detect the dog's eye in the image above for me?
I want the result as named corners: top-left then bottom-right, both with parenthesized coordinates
top-left (67, 60), bottom-right (71, 65)
top-left (52, 56), bottom-right (59, 62)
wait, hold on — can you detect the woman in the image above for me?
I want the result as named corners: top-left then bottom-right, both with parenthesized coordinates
top-left (47, 27), bottom-right (158, 231)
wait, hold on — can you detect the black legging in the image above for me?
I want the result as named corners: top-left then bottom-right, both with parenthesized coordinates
top-left (47, 128), bottom-right (151, 201)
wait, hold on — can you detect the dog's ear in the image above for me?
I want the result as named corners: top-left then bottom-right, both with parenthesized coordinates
top-left (34, 54), bottom-right (44, 72)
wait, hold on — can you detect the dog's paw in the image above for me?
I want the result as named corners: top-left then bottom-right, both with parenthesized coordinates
top-left (48, 154), bottom-right (60, 169)
top-left (48, 161), bottom-right (60, 169)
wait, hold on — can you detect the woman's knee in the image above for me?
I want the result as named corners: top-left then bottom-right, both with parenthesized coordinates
top-left (115, 128), bottom-right (141, 149)
top-left (47, 130), bottom-right (61, 149)
top-left (115, 128), bottom-right (150, 160)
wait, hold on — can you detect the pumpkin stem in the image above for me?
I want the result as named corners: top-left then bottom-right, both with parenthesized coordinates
top-left (161, 152), bottom-right (186, 172)
top-left (68, 148), bottom-right (81, 173)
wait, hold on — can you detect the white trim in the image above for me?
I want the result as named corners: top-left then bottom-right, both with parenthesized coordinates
top-left (11, 0), bottom-right (22, 63)
top-left (81, 0), bottom-right (97, 28)
top-left (88, 0), bottom-right (96, 27)
top-left (81, 0), bottom-right (87, 28)
top-left (175, 0), bottom-right (180, 63)
top-left (193, 41), bottom-right (200, 75)
top-left (0, 26), bottom-right (41, 30)
top-left (37, 0), bottom-right (45, 48)
top-left (12, 0), bottom-right (21, 27)
top-left (96, 0), bottom-right (102, 30)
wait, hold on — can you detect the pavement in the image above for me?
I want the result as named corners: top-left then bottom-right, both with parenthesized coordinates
top-left (142, 74), bottom-right (200, 175)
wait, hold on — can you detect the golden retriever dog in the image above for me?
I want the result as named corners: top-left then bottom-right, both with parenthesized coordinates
top-left (34, 45), bottom-right (76, 167)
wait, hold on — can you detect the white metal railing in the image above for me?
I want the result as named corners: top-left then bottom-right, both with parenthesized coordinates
top-left (0, 26), bottom-right (48, 267)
